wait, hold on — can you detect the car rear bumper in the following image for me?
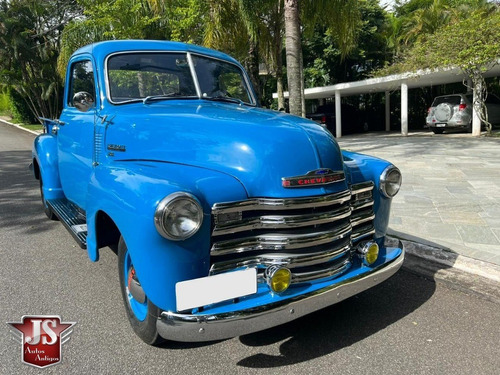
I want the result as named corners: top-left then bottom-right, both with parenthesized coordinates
top-left (156, 242), bottom-right (404, 342)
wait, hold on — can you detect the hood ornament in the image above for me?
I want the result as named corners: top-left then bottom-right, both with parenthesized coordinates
top-left (282, 168), bottom-right (345, 188)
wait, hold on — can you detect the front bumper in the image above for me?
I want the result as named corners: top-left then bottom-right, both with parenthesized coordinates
top-left (157, 241), bottom-right (404, 342)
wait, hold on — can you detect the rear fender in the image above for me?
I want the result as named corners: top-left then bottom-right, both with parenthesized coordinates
top-left (32, 134), bottom-right (64, 200)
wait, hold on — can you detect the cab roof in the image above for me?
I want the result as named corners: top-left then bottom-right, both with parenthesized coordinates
top-left (72, 40), bottom-right (240, 65)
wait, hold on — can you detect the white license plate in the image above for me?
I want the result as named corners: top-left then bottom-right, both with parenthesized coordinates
top-left (175, 268), bottom-right (257, 311)
top-left (435, 123), bottom-right (446, 127)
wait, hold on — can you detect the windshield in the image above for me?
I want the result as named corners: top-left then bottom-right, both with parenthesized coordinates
top-left (191, 55), bottom-right (254, 104)
top-left (106, 52), bottom-right (254, 105)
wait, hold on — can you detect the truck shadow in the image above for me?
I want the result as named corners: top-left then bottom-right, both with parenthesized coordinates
top-left (0, 150), bottom-right (56, 235)
top-left (236, 255), bottom-right (446, 368)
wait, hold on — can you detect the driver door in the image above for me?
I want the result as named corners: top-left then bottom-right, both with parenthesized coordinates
top-left (57, 57), bottom-right (97, 210)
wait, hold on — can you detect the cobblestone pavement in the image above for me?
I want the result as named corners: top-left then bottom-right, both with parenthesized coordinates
top-left (338, 131), bottom-right (500, 266)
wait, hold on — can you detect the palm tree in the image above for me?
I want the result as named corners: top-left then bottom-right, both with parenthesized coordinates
top-left (284, 0), bottom-right (361, 116)
top-left (402, 0), bottom-right (451, 45)
top-left (203, 0), bottom-right (285, 104)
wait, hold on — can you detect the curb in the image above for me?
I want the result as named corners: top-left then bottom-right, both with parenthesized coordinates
top-left (387, 236), bottom-right (500, 303)
top-left (0, 118), bottom-right (42, 135)
top-left (387, 235), bottom-right (500, 282)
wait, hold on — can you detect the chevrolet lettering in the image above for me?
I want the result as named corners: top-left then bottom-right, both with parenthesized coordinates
top-left (282, 169), bottom-right (345, 187)
top-left (31, 40), bottom-right (404, 345)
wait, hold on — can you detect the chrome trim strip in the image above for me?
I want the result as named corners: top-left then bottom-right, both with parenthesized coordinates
top-left (210, 242), bottom-right (351, 274)
top-left (351, 200), bottom-right (374, 211)
top-left (350, 212), bottom-right (375, 227)
top-left (211, 222), bottom-right (352, 255)
top-left (351, 181), bottom-right (374, 195)
top-left (186, 52), bottom-right (201, 98)
top-left (351, 228), bottom-right (376, 243)
top-left (212, 190), bottom-right (352, 214)
top-left (212, 205), bottom-right (352, 236)
top-left (156, 243), bottom-right (404, 342)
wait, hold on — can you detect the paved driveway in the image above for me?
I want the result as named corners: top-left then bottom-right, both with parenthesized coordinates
top-left (338, 131), bottom-right (500, 266)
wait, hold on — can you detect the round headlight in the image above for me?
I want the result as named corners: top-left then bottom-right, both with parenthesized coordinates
top-left (380, 165), bottom-right (402, 198)
top-left (154, 192), bottom-right (203, 241)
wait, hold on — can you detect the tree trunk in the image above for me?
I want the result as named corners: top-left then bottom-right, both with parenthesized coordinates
top-left (276, 59), bottom-right (285, 111)
top-left (284, 0), bottom-right (302, 116)
top-left (299, 45), bottom-right (305, 117)
top-left (274, 0), bottom-right (285, 111)
top-left (274, 25), bottom-right (285, 110)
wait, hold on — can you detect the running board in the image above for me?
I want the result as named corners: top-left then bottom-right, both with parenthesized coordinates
top-left (47, 198), bottom-right (87, 249)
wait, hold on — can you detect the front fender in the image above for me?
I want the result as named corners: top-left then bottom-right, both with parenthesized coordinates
top-left (342, 150), bottom-right (396, 239)
top-left (32, 134), bottom-right (64, 200)
top-left (85, 161), bottom-right (248, 311)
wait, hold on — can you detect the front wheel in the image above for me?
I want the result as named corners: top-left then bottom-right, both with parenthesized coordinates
top-left (118, 236), bottom-right (164, 345)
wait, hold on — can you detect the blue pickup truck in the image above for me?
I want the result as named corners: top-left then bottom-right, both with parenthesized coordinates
top-left (31, 40), bottom-right (404, 345)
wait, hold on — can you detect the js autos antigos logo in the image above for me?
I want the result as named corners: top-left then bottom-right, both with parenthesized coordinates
top-left (8, 315), bottom-right (75, 369)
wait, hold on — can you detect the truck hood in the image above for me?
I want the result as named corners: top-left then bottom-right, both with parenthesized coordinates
top-left (104, 101), bottom-right (347, 198)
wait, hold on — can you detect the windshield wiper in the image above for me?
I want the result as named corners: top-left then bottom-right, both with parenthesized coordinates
top-left (203, 96), bottom-right (244, 105)
top-left (143, 93), bottom-right (194, 104)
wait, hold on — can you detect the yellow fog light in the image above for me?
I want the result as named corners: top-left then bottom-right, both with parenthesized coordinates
top-left (265, 266), bottom-right (291, 293)
top-left (358, 242), bottom-right (379, 266)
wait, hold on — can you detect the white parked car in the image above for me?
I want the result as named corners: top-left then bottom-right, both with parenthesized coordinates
top-left (426, 93), bottom-right (500, 134)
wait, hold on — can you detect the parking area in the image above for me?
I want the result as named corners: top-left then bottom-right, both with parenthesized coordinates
top-left (338, 131), bottom-right (500, 266)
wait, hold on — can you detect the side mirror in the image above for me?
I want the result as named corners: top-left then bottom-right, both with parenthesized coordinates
top-left (73, 91), bottom-right (94, 112)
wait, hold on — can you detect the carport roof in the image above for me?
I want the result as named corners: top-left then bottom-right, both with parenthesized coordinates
top-left (275, 61), bottom-right (500, 99)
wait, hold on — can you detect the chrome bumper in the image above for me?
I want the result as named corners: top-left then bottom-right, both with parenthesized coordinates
top-left (157, 243), bottom-right (404, 342)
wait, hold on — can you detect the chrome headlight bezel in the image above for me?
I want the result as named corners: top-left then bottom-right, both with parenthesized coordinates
top-left (380, 165), bottom-right (402, 198)
top-left (154, 192), bottom-right (204, 241)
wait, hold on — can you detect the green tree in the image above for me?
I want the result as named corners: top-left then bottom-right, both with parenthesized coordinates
top-left (203, 0), bottom-right (285, 104)
top-left (303, 0), bottom-right (390, 87)
top-left (0, 0), bottom-right (80, 122)
top-left (58, 0), bottom-right (206, 78)
top-left (284, 0), bottom-right (361, 116)
top-left (381, 7), bottom-right (500, 134)
top-left (391, 0), bottom-right (496, 54)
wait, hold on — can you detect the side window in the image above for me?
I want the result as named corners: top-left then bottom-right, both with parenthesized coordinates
top-left (68, 60), bottom-right (95, 107)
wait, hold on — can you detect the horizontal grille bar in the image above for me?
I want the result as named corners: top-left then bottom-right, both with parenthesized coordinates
top-left (211, 221), bottom-right (352, 256)
top-left (351, 211), bottom-right (375, 227)
top-left (352, 224), bottom-right (375, 243)
top-left (210, 240), bottom-right (351, 274)
top-left (213, 205), bottom-right (352, 236)
top-left (212, 190), bottom-right (351, 215)
top-left (351, 181), bottom-right (374, 195)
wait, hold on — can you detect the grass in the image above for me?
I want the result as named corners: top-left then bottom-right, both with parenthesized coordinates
top-left (0, 92), bottom-right (10, 116)
top-left (0, 92), bottom-right (44, 132)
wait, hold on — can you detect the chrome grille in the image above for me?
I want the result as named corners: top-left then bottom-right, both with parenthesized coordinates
top-left (210, 182), bottom-right (375, 285)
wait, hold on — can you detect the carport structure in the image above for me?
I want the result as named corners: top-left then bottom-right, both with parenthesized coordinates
top-left (275, 62), bottom-right (500, 138)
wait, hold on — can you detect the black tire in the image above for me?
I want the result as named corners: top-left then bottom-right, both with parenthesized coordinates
top-left (39, 176), bottom-right (57, 220)
top-left (431, 128), bottom-right (444, 134)
top-left (118, 236), bottom-right (164, 345)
